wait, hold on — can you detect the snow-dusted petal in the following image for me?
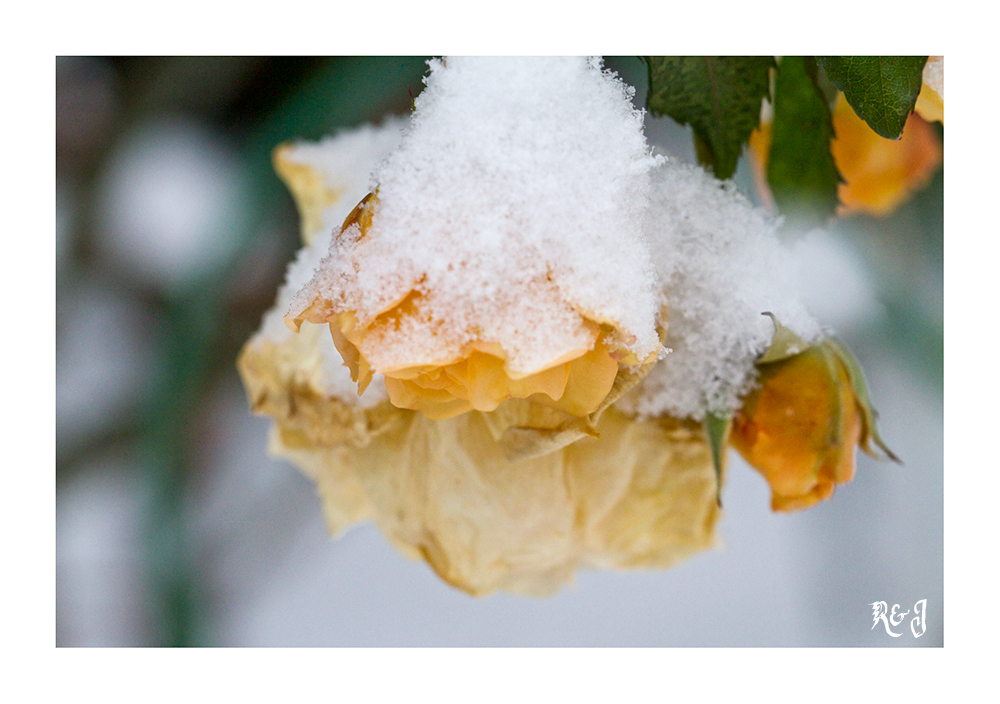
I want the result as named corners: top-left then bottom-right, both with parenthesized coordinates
top-left (287, 57), bottom-right (663, 420)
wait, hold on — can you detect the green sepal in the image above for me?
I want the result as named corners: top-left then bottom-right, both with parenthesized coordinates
top-left (704, 411), bottom-right (730, 507)
top-left (823, 338), bottom-right (902, 464)
top-left (758, 312), bottom-right (811, 364)
top-left (756, 314), bottom-right (899, 464)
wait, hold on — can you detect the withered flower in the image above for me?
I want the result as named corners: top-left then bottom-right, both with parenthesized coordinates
top-left (239, 58), bottom-right (722, 596)
top-left (239, 57), bottom-right (898, 597)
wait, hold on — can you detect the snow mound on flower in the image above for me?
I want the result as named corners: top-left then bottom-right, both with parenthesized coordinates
top-left (289, 56), bottom-right (662, 376)
top-left (619, 160), bottom-right (821, 420)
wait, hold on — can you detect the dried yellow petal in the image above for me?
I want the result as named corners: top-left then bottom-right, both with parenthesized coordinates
top-left (312, 407), bottom-right (720, 596)
top-left (238, 321), bottom-right (403, 449)
top-left (268, 429), bottom-right (376, 536)
top-left (272, 145), bottom-right (344, 246)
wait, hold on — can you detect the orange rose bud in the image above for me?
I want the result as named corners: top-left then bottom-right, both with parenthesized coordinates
top-left (730, 320), bottom-right (898, 512)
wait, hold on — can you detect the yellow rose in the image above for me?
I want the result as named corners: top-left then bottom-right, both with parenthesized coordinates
top-left (239, 57), bottom-right (899, 599)
top-left (284, 58), bottom-right (662, 424)
top-left (749, 66), bottom-right (942, 219)
top-left (239, 112), bottom-right (719, 596)
top-left (245, 276), bottom-right (717, 596)
top-left (286, 192), bottom-right (654, 423)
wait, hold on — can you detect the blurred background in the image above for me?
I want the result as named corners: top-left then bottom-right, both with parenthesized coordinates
top-left (56, 56), bottom-right (942, 646)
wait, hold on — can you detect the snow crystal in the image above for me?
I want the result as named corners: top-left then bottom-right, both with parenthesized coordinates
top-left (289, 57), bottom-right (662, 376)
top-left (618, 160), bottom-right (821, 421)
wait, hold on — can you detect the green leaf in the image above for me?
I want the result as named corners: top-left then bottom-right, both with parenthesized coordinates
top-left (767, 56), bottom-right (841, 224)
top-left (816, 56), bottom-right (927, 139)
top-left (647, 56), bottom-right (774, 179)
top-left (757, 312), bottom-right (812, 364)
top-left (704, 411), bottom-right (730, 507)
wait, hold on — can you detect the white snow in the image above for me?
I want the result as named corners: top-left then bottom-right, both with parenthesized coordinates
top-left (288, 57), bottom-right (663, 377)
top-left (620, 159), bottom-right (821, 420)
top-left (263, 58), bottom-right (822, 420)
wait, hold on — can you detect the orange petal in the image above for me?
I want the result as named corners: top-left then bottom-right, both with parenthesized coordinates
top-left (538, 336), bottom-right (620, 417)
top-left (731, 343), bottom-right (861, 512)
top-left (831, 94), bottom-right (941, 218)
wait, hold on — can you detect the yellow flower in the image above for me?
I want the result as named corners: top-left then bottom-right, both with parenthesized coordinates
top-left (728, 323), bottom-right (898, 512)
top-left (829, 93), bottom-right (941, 217)
top-left (749, 73), bottom-right (942, 219)
top-left (239, 107), bottom-right (719, 596)
top-left (240, 58), bottom-right (898, 598)
top-left (243, 262), bottom-right (717, 596)
top-left (284, 58), bottom-right (661, 424)
top-left (286, 192), bottom-right (650, 423)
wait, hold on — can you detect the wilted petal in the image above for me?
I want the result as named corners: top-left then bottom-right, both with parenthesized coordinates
top-left (311, 408), bottom-right (720, 596)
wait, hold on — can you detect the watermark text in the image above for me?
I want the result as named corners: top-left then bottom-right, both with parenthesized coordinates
top-left (870, 599), bottom-right (927, 638)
